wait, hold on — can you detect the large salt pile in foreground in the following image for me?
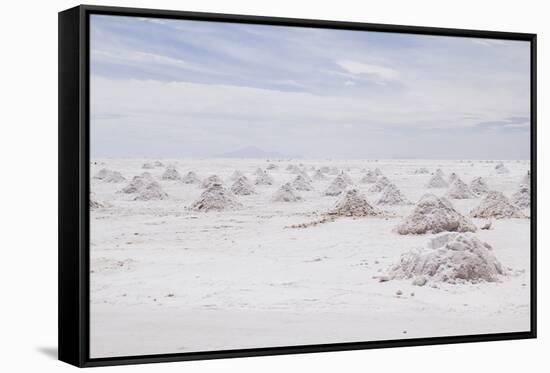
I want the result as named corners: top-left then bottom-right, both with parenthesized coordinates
top-left (119, 172), bottom-right (154, 194)
top-left (388, 233), bottom-right (504, 285)
top-left (368, 176), bottom-right (391, 193)
top-left (470, 191), bottom-right (524, 219)
top-left (292, 174), bottom-right (314, 191)
top-left (396, 194), bottom-right (477, 235)
top-left (272, 182), bottom-right (302, 202)
top-left (231, 176), bottom-right (255, 196)
top-left (495, 162), bottom-right (510, 174)
top-left (255, 171), bottom-right (274, 185)
top-left (446, 178), bottom-right (475, 199)
top-left (329, 188), bottom-right (381, 217)
top-left (181, 171), bottom-right (200, 184)
top-left (512, 184), bottom-right (530, 209)
top-left (190, 183), bottom-right (242, 212)
top-left (376, 183), bottom-right (410, 205)
top-left (134, 181), bottom-right (168, 201)
top-left (426, 173), bottom-right (448, 188)
top-left (324, 174), bottom-right (350, 196)
top-left (361, 170), bottom-right (377, 184)
top-left (201, 174), bottom-right (223, 188)
top-left (470, 177), bottom-right (489, 196)
top-left (161, 166), bottom-right (181, 181)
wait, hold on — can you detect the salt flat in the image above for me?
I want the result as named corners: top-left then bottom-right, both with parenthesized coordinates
top-left (89, 159), bottom-right (531, 358)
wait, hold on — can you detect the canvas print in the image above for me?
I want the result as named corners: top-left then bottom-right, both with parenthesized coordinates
top-left (89, 15), bottom-right (532, 358)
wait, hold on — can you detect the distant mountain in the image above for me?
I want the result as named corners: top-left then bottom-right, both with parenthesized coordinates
top-left (217, 146), bottom-right (286, 159)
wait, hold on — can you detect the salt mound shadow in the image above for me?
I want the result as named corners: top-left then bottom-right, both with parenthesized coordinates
top-left (388, 233), bottom-right (504, 285)
top-left (396, 194), bottom-right (477, 235)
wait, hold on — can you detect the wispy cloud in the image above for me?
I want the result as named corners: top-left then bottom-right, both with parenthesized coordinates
top-left (337, 60), bottom-right (399, 81)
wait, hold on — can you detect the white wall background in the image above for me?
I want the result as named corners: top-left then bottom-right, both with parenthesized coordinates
top-left (0, 0), bottom-right (546, 371)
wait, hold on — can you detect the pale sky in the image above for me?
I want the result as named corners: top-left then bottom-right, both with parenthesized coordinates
top-left (90, 15), bottom-right (531, 159)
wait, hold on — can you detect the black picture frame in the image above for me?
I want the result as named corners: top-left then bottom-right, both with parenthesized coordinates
top-left (59, 4), bottom-right (537, 368)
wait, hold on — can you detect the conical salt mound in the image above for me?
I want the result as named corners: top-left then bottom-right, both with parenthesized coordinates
top-left (329, 188), bottom-right (381, 217)
top-left (426, 173), bottom-right (448, 188)
top-left (414, 168), bottom-right (429, 174)
top-left (93, 168), bottom-right (112, 180)
top-left (339, 171), bottom-right (353, 184)
top-left (521, 170), bottom-right (530, 185)
top-left (231, 176), bottom-right (255, 196)
top-left (511, 184), bottom-right (530, 209)
top-left (361, 170), bottom-right (377, 184)
top-left (495, 162), bottom-right (510, 174)
top-left (272, 182), bottom-right (302, 202)
top-left (230, 170), bottom-right (245, 181)
top-left (134, 181), bottom-right (168, 201)
top-left (377, 183), bottom-right (410, 205)
top-left (312, 169), bottom-right (327, 181)
top-left (446, 178), bottom-right (475, 199)
top-left (119, 172), bottom-right (154, 194)
top-left (470, 191), bottom-right (524, 219)
top-left (470, 177), bottom-right (489, 196)
top-left (181, 171), bottom-right (200, 184)
top-left (396, 194), bottom-right (477, 235)
top-left (267, 163), bottom-right (278, 170)
top-left (448, 172), bottom-right (459, 184)
top-left (103, 171), bottom-right (125, 183)
top-left (324, 174), bottom-right (350, 196)
top-left (93, 168), bottom-right (125, 183)
top-left (288, 165), bottom-right (303, 174)
top-left (254, 167), bottom-right (265, 176)
top-left (388, 233), bottom-right (504, 284)
top-left (368, 176), bottom-right (391, 193)
top-left (374, 168), bottom-right (383, 176)
top-left (190, 183), bottom-right (242, 212)
top-left (201, 174), bottom-right (223, 188)
top-left (161, 166), bottom-right (181, 180)
top-left (255, 171), bottom-right (274, 185)
top-left (142, 162), bottom-right (154, 169)
top-left (435, 168), bottom-right (444, 177)
top-left (292, 174), bottom-right (314, 191)
top-left (153, 160), bottom-right (164, 167)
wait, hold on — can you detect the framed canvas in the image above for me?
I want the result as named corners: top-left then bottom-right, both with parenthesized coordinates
top-left (58, 5), bottom-right (537, 367)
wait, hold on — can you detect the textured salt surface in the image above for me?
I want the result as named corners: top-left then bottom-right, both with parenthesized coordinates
top-left (292, 174), bottom-right (314, 191)
top-left (201, 175), bottom-right (223, 188)
top-left (181, 171), bottom-right (200, 184)
top-left (377, 183), bottom-right (410, 205)
top-left (512, 184), bottom-right (530, 209)
top-left (324, 174), bottom-right (350, 196)
top-left (161, 166), bottom-right (181, 181)
top-left (255, 171), bottom-right (274, 185)
top-left (134, 182), bottom-right (169, 201)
